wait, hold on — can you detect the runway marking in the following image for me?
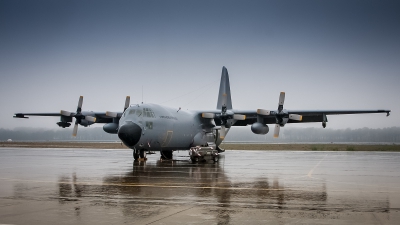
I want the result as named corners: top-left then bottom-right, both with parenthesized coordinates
top-left (307, 154), bottom-right (327, 178)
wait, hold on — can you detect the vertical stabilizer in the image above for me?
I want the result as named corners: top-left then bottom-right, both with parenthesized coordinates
top-left (216, 66), bottom-right (233, 110)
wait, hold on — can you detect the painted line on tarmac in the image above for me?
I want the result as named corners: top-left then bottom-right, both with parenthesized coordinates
top-left (0, 177), bottom-right (286, 191)
top-left (307, 154), bottom-right (327, 178)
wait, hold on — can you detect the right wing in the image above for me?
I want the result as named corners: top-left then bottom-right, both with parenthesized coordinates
top-left (14, 96), bottom-right (130, 136)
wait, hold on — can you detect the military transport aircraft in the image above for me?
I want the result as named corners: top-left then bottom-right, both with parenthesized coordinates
top-left (14, 67), bottom-right (390, 162)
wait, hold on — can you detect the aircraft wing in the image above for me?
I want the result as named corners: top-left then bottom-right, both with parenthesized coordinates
top-left (13, 96), bottom-right (130, 126)
top-left (13, 112), bottom-right (114, 123)
top-left (14, 113), bottom-right (61, 118)
top-left (228, 109), bottom-right (391, 126)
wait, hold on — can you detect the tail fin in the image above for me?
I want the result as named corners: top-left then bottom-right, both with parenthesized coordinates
top-left (216, 66), bottom-right (233, 110)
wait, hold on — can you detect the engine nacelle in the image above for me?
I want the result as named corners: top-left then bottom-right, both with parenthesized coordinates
top-left (251, 122), bottom-right (269, 135)
top-left (79, 112), bottom-right (96, 127)
top-left (78, 119), bottom-right (94, 127)
top-left (103, 123), bottom-right (119, 134)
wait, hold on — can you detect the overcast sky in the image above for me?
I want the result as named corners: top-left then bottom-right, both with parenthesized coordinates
top-left (1, 0), bottom-right (399, 131)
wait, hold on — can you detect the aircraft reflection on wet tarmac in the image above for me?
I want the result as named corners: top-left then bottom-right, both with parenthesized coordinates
top-left (59, 161), bottom-right (327, 204)
top-left (57, 160), bottom-right (330, 224)
top-left (1, 149), bottom-right (397, 224)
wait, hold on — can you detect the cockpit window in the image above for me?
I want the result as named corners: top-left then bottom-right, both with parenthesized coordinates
top-left (129, 108), bottom-right (155, 118)
top-left (143, 108), bottom-right (155, 118)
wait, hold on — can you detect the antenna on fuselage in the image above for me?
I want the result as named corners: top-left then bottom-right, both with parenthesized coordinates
top-left (141, 85), bottom-right (143, 104)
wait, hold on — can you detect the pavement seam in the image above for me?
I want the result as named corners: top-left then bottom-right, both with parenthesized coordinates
top-left (145, 205), bottom-right (196, 225)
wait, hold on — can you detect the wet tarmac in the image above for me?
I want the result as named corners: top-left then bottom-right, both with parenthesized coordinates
top-left (0, 148), bottom-right (399, 224)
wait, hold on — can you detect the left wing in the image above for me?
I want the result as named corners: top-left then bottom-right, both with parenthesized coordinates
top-left (202, 108), bottom-right (390, 138)
top-left (230, 109), bottom-right (391, 126)
top-left (200, 91), bottom-right (390, 138)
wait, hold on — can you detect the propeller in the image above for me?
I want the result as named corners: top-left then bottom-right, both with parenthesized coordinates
top-left (60, 96), bottom-right (96, 136)
top-left (257, 92), bottom-right (303, 138)
top-left (202, 95), bottom-right (246, 139)
top-left (106, 96), bottom-right (130, 118)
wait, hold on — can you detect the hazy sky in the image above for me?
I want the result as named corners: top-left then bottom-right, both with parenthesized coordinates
top-left (1, 0), bottom-right (399, 131)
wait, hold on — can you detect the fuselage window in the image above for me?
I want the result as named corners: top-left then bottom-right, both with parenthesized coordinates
top-left (146, 121), bottom-right (153, 129)
top-left (129, 109), bottom-right (136, 115)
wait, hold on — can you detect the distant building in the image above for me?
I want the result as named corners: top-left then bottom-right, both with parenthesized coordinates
top-left (7, 139), bottom-right (12, 142)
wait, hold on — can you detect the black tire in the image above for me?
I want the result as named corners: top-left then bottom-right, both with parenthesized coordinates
top-left (133, 152), bottom-right (139, 160)
top-left (161, 150), bottom-right (173, 160)
top-left (139, 149), bottom-right (146, 159)
top-left (190, 156), bottom-right (197, 163)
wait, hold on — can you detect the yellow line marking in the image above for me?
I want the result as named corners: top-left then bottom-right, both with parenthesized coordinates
top-left (307, 154), bottom-right (327, 178)
top-left (0, 177), bottom-right (286, 191)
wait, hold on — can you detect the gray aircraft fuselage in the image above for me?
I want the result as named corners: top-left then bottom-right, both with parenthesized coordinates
top-left (118, 103), bottom-right (218, 151)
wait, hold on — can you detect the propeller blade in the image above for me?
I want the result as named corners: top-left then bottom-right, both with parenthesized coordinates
top-left (85, 116), bottom-right (96, 122)
top-left (106, 111), bottom-right (118, 118)
top-left (202, 113), bottom-right (215, 119)
top-left (220, 125), bottom-right (226, 139)
top-left (124, 96), bottom-right (130, 111)
top-left (77, 96), bottom-right (83, 113)
top-left (257, 109), bottom-right (271, 116)
top-left (273, 124), bottom-right (280, 138)
top-left (289, 114), bottom-right (302, 121)
top-left (278, 92), bottom-right (285, 106)
top-left (72, 123), bottom-right (78, 137)
top-left (60, 110), bottom-right (73, 117)
top-left (233, 114), bottom-right (246, 120)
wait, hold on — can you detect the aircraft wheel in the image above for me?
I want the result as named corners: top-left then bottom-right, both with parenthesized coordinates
top-left (133, 151), bottom-right (139, 160)
top-left (190, 156), bottom-right (198, 163)
top-left (161, 150), bottom-right (173, 160)
top-left (139, 149), bottom-right (146, 159)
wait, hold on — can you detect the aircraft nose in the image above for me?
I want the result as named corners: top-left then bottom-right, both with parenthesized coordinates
top-left (118, 121), bottom-right (142, 147)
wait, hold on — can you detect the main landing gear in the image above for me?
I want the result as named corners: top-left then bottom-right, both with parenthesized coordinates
top-left (133, 149), bottom-right (147, 161)
top-left (160, 150), bottom-right (173, 160)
